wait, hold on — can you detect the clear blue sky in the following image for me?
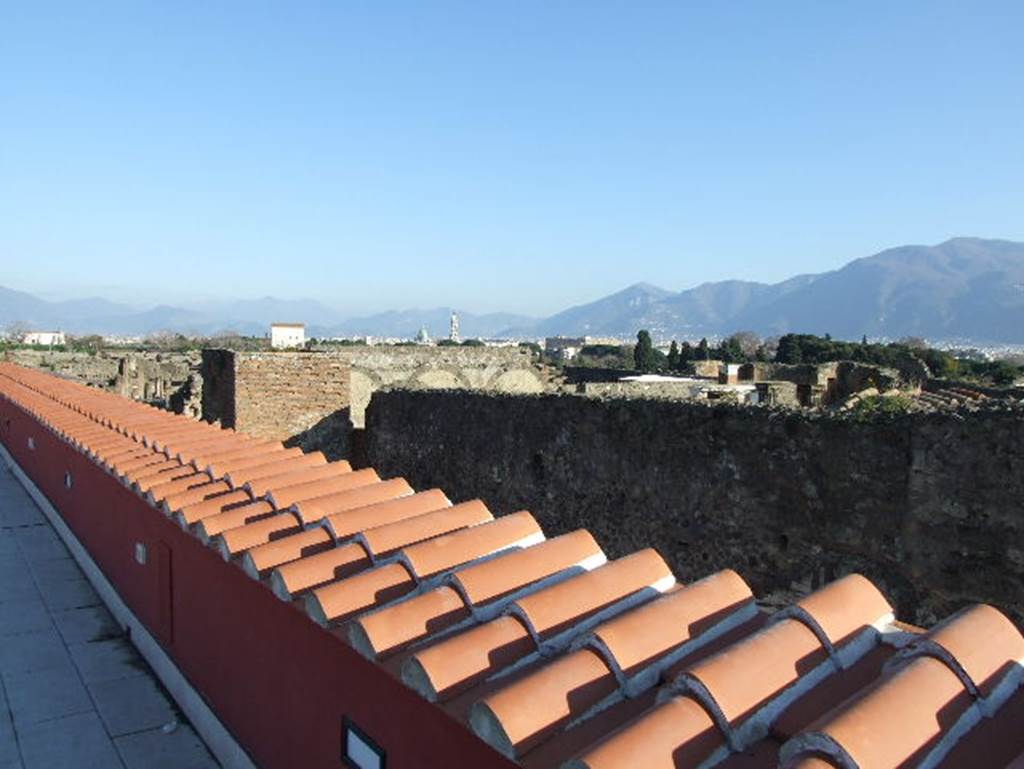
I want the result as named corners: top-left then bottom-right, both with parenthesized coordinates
top-left (1, 2), bottom-right (1022, 316)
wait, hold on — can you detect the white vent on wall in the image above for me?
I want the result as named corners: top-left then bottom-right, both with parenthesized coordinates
top-left (27, 436), bottom-right (35, 451)
top-left (343, 720), bottom-right (384, 769)
top-left (64, 471), bottom-right (73, 489)
top-left (134, 543), bottom-right (148, 566)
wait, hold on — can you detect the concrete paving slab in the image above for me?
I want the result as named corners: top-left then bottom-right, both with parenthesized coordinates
top-left (14, 536), bottom-right (69, 563)
top-left (1, 459), bottom-right (220, 769)
top-left (0, 628), bottom-right (70, 675)
top-left (17, 711), bottom-right (124, 769)
top-left (39, 577), bottom-right (100, 612)
top-left (115, 724), bottom-right (219, 769)
top-left (4, 663), bottom-right (93, 728)
top-left (0, 710), bottom-right (19, 765)
top-left (52, 605), bottom-right (121, 645)
top-left (26, 557), bottom-right (82, 587)
top-left (90, 674), bottom-right (177, 737)
top-left (69, 639), bottom-right (148, 685)
top-left (0, 599), bottom-right (52, 638)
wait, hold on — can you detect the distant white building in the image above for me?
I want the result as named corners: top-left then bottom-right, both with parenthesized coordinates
top-left (449, 311), bottom-right (460, 343)
top-left (270, 323), bottom-right (305, 349)
top-left (23, 331), bottom-right (66, 346)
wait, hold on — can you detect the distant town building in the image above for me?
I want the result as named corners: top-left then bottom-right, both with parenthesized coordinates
top-left (544, 335), bottom-right (621, 361)
top-left (22, 331), bottom-right (66, 346)
top-left (449, 311), bottom-right (460, 343)
top-left (270, 322), bottom-right (305, 349)
top-left (415, 326), bottom-right (431, 344)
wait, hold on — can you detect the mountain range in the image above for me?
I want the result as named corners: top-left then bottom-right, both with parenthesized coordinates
top-left (3, 237), bottom-right (1024, 343)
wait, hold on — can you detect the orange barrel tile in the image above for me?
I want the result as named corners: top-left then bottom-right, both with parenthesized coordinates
top-left (185, 439), bottom-right (280, 468)
top-left (358, 500), bottom-right (493, 558)
top-left (146, 472), bottom-right (215, 504)
top-left (175, 489), bottom-right (251, 524)
top-left (216, 512), bottom-right (302, 559)
top-left (110, 453), bottom-right (168, 476)
top-left (399, 511), bottom-right (545, 581)
top-left (241, 460), bottom-right (352, 497)
top-left (922, 603), bottom-right (1024, 697)
top-left (510, 549), bottom-right (675, 642)
top-left (221, 451), bottom-right (329, 488)
top-left (306, 562), bottom-right (416, 625)
top-left (189, 440), bottom-right (283, 469)
top-left (681, 617), bottom-right (827, 727)
top-left (586, 568), bottom-right (754, 679)
top-left (270, 543), bottom-right (373, 599)
top-left (780, 655), bottom-right (973, 769)
top-left (263, 468), bottom-right (382, 509)
top-left (347, 530), bottom-right (605, 662)
top-left (470, 647), bottom-right (619, 758)
top-left (163, 434), bottom-right (246, 460)
top-left (564, 695), bottom-right (726, 769)
top-left (402, 615), bottom-right (536, 702)
top-left (786, 759), bottom-right (840, 769)
top-left (134, 463), bottom-right (194, 492)
top-left (118, 456), bottom-right (180, 482)
top-left (315, 489), bottom-right (452, 539)
top-left (347, 585), bottom-right (472, 660)
top-left (288, 478), bottom-right (413, 526)
top-left (204, 446), bottom-right (302, 477)
top-left (450, 529), bottom-right (605, 609)
top-left (102, 446), bottom-right (153, 468)
top-left (195, 500), bottom-right (274, 541)
top-left (795, 573), bottom-right (894, 646)
top-left (160, 480), bottom-right (231, 513)
top-left (241, 528), bottom-right (335, 579)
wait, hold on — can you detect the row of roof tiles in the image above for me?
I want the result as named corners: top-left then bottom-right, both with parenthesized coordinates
top-left (1, 361), bottom-right (1022, 769)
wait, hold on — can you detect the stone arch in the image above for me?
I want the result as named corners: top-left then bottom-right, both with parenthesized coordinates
top-left (490, 369), bottom-right (544, 394)
top-left (414, 369), bottom-right (463, 389)
top-left (349, 369), bottom-right (379, 428)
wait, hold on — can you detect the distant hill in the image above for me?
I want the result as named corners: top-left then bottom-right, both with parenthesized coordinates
top-left (3, 238), bottom-right (1024, 343)
top-left (503, 237), bottom-right (1024, 343)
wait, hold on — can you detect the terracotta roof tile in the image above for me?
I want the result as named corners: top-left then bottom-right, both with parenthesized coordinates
top-left (220, 450), bottom-right (328, 487)
top-left (175, 489), bottom-right (252, 523)
top-left (241, 460), bottom-right (353, 497)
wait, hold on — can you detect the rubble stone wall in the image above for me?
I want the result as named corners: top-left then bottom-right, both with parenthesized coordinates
top-left (365, 389), bottom-right (1024, 627)
top-left (5, 350), bottom-right (199, 415)
top-left (200, 346), bottom-right (552, 459)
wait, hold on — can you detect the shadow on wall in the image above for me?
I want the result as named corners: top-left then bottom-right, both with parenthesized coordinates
top-left (363, 388), bottom-right (1024, 629)
top-left (283, 408), bottom-right (354, 463)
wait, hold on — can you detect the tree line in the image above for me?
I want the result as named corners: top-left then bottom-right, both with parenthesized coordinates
top-left (630, 330), bottom-right (1023, 385)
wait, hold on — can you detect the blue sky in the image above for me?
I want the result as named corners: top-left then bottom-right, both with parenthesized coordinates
top-left (1, 2), bottom-right (1022, 315)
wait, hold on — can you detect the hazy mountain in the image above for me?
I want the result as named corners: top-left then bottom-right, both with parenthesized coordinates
top-left (514, 283), bottom-right (674, 338)
top-left (328, 308), bottom-right (537, 339)
top-left (3, 237), bottom-right (1024, 343)
top-left (504, 238), bottom-right (1024, 343)
top-left (730, 238), bottom-right (1024, 342)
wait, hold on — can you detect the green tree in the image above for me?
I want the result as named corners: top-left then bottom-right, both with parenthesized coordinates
top-left (775, 334), bottom-right (803, 364)
top-left (633, 330), bottom-right (656, 372)
top-left (697, 337), bottom-right (710, 361)
top-left (667, 340), bottom-right (679, 369)
top-left (678, 341), bottom-right (693, 367)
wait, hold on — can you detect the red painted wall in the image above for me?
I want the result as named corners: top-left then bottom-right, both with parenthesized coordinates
top-left (0, 396), bottom-right (516, 769)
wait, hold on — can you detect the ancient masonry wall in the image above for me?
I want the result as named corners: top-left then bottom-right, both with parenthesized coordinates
top-left (365, 389), bottom-right (1024, 627)
top-left (201, 350), bottom-right (352, 457)
top-left (201, 347), bottom-right (552, 459)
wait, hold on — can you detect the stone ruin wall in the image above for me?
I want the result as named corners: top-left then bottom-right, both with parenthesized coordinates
top-left (4, 349), bottom-right (201, 416)
top-left (200, 347), bottom-right (553, 459)
top-left (365, 388), bottom-right (1024, 628)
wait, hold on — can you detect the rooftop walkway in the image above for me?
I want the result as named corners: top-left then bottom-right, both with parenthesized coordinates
top-left (0, 461), bottom-right (220, 769)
